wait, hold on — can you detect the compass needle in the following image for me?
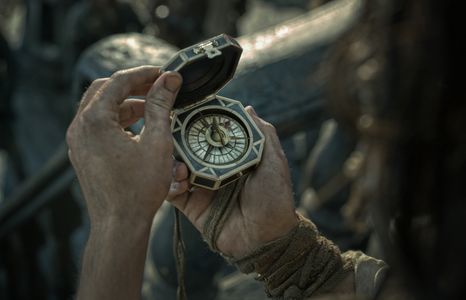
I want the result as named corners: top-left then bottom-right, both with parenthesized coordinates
top-left (203, 144), bottom-right (214, 161)
top-left (185, 111), bottom-right (250, 167)
top-left (200, 118), bottom-right (210, 128)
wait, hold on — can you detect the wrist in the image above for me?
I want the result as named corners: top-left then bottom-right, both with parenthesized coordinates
top-left (86, 195), bottom-right (161, 230)
top-left (231, 214), bottom-right (352, 298)
top-left (78, 210), bottom-right (154, 300)
top-left (237, 211), bottom-right (299, 258)
top-left (89, 214), bottom-right (153, 239)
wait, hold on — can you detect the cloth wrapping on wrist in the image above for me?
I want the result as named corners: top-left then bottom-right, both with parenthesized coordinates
top-left (201, 178), bottom-right (352, 299)
top-left (230, 214), bottom-right (353, 299)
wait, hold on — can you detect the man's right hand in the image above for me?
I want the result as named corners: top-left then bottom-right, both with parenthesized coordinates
top-left (68, 66), bottom-right (182, 300)
top-left (167, 106), bottom-right (298, 258)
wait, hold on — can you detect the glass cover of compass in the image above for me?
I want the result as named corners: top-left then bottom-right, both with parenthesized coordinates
top-left (162, 34), bottom-right (264, 190)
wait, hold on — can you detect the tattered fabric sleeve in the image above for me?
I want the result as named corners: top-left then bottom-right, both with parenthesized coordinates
top-left (230, 216), bottom-right (389, 299)
top-left (203, 179), bottom-right (388, 299)
top-left (228, 213), bottom-right (354, 299)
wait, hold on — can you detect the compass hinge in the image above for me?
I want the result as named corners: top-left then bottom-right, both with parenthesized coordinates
top-left (193, 41), bottom-right (222, 59)
top-left (174, 95), bottom-right (216, 112)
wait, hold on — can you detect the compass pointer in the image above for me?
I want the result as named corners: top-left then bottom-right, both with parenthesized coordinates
top-left (210, 117), bottom-right (229, 146)
top-left (201, 120), bottom-right (210, 128)
top-left (224, 143), bottom-right (234, 150)
top-left (203, 144), bottom-right (214, 161)
top-left (229, 135), bottom-right (245, 141)
top-left (200, 118), bottom-right (210, 128)
top-left (219, 132), bottom-right (228, 146)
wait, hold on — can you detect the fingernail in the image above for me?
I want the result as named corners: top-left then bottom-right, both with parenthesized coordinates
top-left (249, 106), bottom-right (258, 116)
top-left (165, 73), bottom-right (182, 92)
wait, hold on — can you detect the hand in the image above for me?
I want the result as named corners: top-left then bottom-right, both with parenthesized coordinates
top-left (168, 106), bottom-right (298, 258)
top-left (67, 66), bottom-right (182, 226)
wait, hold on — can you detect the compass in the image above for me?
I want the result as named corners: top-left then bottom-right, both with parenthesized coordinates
top-left (185, 109), bottom-right (249, 166)
top-left (162, 34), bottom-right (264, 190)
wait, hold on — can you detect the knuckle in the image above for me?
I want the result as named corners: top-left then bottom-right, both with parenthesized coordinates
top-left (67, 149), bottom-right (75, 163)
top-left (90, 77), bottom-right (107, 87)
top-left (66, 124), bottom-right (77, 147)
top-left (110, 70), bottom-right (134, 94)
top-left (110, 70), bottom-right (127, 82)
top-left (148, 99), bottom-right (171, 112)
top-left (150, 87), bottom-right (173, 104)
top-left (278, 149), bottom-right (287, 160)
top-left (81, 108), bottom-right (103, 128)
top-left (264, 122), bottom-right (277, 133)
top-left (136, 65), bottom-right (159, 73)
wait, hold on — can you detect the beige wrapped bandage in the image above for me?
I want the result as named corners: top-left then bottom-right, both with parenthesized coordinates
top-left (200, 177), bottom-right (352, 299)
top-left (230, 214), bottom-right (353, 299)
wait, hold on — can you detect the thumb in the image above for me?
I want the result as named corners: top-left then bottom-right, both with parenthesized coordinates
top-left (143, 71), bottom-right (182, 135)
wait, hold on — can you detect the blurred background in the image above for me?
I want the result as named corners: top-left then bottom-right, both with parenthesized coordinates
top-left (0, 0), bottom-right (421, 299)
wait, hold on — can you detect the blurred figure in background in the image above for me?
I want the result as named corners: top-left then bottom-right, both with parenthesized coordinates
top-left (323, 0), bottom-right (466, 298)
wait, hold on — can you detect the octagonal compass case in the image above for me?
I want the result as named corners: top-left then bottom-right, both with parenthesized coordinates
top-left (161, 34), bottom-right (265, 190)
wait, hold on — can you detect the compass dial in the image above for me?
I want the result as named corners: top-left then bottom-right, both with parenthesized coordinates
top-left (185, 112), bottom-right (249, 165)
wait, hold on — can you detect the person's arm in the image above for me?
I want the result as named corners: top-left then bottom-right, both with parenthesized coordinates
top-left (77, 217), bottom-right (152, 299)
top-left (167, 107), bottom-right (357, 299)
top-left (67, 66), bottom-right (182, 300)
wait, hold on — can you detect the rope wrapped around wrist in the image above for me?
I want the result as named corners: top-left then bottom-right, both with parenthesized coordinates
top-left (200, 177), bottom-right (353, 299)
top-left (229, 214), bottom-right (354, 299)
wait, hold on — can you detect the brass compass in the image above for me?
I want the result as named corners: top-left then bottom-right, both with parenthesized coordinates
top-left (162, 34), bottom-right (264, 190)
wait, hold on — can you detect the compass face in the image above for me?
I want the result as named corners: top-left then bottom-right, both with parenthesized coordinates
top-left (172, 97), bottom-right (264, 190)
top-left (185, 112), bottom-right (249, 166)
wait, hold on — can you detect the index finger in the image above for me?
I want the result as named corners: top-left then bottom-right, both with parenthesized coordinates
top-left (95, 65), bottom-right (160, 110)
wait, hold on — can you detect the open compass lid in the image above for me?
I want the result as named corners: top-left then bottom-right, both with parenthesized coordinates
top-left (161, 34), bottom-right (242, 109)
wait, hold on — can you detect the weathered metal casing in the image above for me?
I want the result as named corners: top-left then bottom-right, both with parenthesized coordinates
top-left (162, 34), bottom-right (265, 190)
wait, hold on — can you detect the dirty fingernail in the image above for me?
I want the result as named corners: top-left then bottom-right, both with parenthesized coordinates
top-left (248, 106), bottom-right (258, 116)
top-left (165, 73), bottom-right (182, 92)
